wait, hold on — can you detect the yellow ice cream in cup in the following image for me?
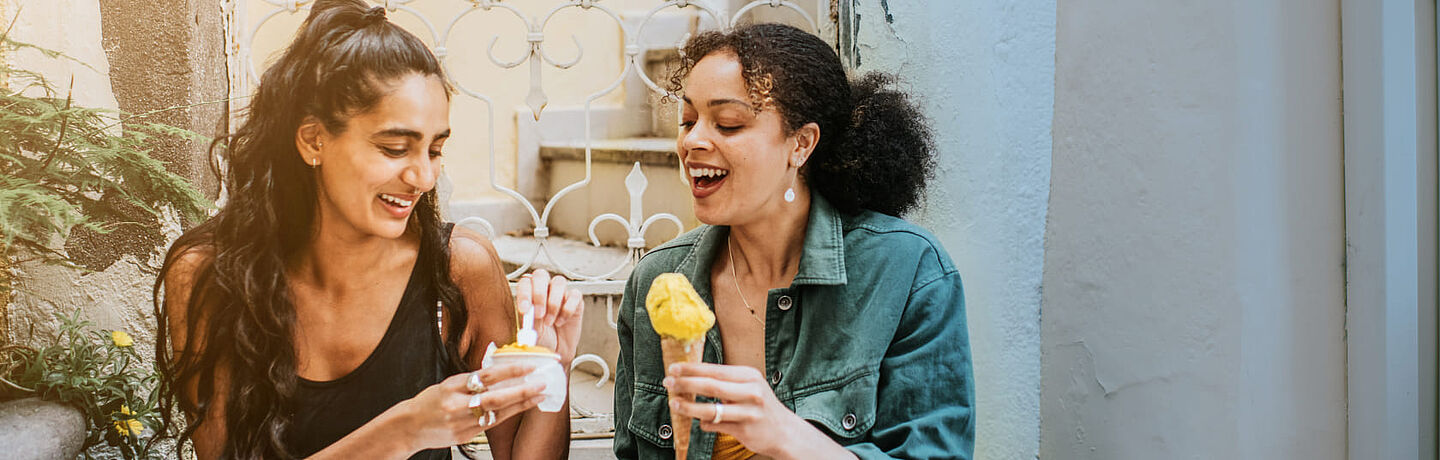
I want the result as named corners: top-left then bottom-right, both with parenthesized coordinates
top-left (484, 343), bottom-right (567, 413)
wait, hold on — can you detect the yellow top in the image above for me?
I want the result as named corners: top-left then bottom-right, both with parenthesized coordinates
top-left (495, 343), bottom-right (554, 354)
top-left (645, 273), bottom-right (715, 341)
top-left (712, 433), bottom-right (757, 460)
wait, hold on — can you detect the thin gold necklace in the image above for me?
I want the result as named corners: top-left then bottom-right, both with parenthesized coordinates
top-left (727, 234), bottom-right (765, 325)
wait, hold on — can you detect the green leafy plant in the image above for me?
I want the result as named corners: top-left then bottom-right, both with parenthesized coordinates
top-left (0, 310), bottom-right (162, 459)
top-left (0, 15), bottom-right (215, 460)
top-left (0, 27), bottom-right (212, 293)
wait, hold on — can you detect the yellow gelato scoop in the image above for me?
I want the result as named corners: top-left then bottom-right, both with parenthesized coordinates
top-left (495, 343), bottom-right (555, 355)
top-left (645, 273), bottom-right (715, 341)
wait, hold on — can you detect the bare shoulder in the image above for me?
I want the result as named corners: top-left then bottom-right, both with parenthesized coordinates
top-left (446, 225), bottom-right (516, 364)
top-left (447, 225), bottom-right (505, 284)
top-left (164, 243), bottom-right (215, 288)
top-left (160, 241), bottom-right (216, 350)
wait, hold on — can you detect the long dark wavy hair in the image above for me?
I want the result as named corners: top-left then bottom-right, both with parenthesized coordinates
top-left (668, 23), bottom-right (936, 217)
top-left (152, 1), bottom-right (466, 458)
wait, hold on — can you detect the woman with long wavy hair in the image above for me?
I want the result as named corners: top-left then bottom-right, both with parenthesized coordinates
top-left (153, 1), bottom-right (582, 458)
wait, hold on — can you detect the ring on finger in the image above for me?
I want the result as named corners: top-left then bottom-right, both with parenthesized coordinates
top-left (712, 402), bottom-right (724, 424)
top-left (468, 393), bottom-right (485, 413)
top-left (476, 409), bottom-right (496, 427)
top-left (466, 372), bottom-right (485, 393)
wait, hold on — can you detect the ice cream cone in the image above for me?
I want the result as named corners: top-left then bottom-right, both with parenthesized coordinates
top-left (646, 273), bottom-right (715, 460)
top-left (661, 336), bottom-right (705, 459)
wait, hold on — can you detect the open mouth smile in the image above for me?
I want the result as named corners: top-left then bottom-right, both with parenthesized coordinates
top-left (689, 166), bottom-right (728, 198)
top-left (378, 192), bottom-right (419, 218)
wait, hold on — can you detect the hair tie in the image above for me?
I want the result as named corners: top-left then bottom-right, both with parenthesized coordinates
top-left (362, 6), bottom-right (386, 25)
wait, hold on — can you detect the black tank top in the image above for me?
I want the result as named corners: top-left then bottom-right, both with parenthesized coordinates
top-left (287, 225), bottom-right (457, 459)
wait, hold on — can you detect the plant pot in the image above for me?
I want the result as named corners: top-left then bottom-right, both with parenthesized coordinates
top-left (0, 397), bottom-right (86, 460)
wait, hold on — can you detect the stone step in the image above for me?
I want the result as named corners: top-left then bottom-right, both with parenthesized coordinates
top-left (490, 234), bottom-right (635, 282)
top-left (454, 438), bottom-right (614, 460)
top-left (539, 137), bottom-right (678, 167)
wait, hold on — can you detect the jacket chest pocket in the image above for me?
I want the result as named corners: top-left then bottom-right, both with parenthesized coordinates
top-left (791, 369), bottom-right (879, 440)
top-left (626, 382), bottom-right (675, 449)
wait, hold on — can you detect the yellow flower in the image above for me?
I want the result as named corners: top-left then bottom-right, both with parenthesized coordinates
top-left (113, 406), bottom-right (144, 436)
top-left (111, 330), bottom-right (133, 348)
top-left (113, 418), bottom-right (144, 437)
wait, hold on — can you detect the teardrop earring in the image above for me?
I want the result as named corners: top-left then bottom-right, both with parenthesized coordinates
top-left (784, 156), bottom-right (801, 203)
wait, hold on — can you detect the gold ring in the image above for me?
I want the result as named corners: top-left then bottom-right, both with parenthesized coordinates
top-left (468, 393), bottom-right (484, 414)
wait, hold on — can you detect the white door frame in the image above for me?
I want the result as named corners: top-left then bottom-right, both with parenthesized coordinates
top-left (1341, 1), bottom-right (1437, 459)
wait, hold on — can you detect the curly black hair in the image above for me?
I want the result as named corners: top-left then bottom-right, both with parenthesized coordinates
top-left (667, 23), bottom-right (935, 217)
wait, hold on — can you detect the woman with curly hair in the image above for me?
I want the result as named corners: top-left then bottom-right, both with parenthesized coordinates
top-left (614, 23), bottom-right (974, 459)
top-left (153, 1), bottom-right (581, 458)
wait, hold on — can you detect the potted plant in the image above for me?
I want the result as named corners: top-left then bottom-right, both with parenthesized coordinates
top-left (1, 311), bottom-right (163, 459)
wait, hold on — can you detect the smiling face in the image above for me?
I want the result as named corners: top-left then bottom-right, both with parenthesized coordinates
top-left (678, 52), bottom-right (814, 226)
top-left (302, 72), bottom-right (450, 240)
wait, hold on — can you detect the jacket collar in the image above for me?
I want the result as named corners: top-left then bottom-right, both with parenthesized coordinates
top-left (672, 193), bottom-right (849, 296)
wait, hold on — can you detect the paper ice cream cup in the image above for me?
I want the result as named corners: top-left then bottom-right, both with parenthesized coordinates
top-left (487, 350), bottom-right (567, 413)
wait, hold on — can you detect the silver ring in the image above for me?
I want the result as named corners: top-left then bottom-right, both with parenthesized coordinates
top-left (712, 402), bottom-right (724, 424)
top-left (478, 410), bottom-right (496, 427)
top-left (466, 372), bottom-right (485, 393)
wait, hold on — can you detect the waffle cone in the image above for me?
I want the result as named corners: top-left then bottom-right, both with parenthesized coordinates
top-left (660, 336), bottom-right (705, 459)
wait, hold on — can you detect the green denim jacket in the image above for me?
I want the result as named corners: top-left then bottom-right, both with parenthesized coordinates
top-left (614, 195), bottom-right (975, 459)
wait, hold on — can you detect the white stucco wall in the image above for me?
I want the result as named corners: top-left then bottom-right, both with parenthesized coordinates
top-left (1042, 1), bottom-right (1347, 458)
top-left (1, 0), bottom-right (163, 349)
top-left (842, 2), bottom-right (1053, 459)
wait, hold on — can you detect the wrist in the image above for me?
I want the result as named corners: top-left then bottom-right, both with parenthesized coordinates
top-left (769, 414), bottom-right (850, 460)
top-left (379, 399), bottom-right (423, 455)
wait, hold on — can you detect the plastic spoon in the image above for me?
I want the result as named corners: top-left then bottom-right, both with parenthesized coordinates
top-left (517, 300), bottom-right (538, 346)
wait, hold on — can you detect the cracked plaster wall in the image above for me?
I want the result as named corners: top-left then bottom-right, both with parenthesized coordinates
top-left (1043, 0), bottom-right (1346, 458)
top-left (1, 0), bottom-right (137, 344)
top-left (2, 0), bottom-right (223, 389)
top-left (842, 1), bottom-right (1053, 459)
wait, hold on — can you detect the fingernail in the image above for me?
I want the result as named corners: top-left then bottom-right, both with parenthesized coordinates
top-left (668, 364), bottom-right (680, 375)
top-left (669, 400), bottom-right (679, 410)
top-left (663, 377), bottom-right (674, 388)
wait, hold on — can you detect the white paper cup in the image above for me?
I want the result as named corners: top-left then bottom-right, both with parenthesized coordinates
top-left (487, 351), bottom-right (567, 413)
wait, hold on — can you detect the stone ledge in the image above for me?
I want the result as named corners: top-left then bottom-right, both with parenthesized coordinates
top-left (539, 138), bottom-right (678, 167)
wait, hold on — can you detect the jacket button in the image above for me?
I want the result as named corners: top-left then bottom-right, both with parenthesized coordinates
top-left (659, 424), bottom-right (673, 439)
top-left (769, 371), bottom-right (782, 385)
top-left (842, 413), bottom-right (858, 430)
top-left (777, 295), bottom-right (793, 311)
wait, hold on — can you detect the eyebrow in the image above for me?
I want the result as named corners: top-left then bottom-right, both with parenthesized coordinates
top-left (681, 96), bottom-right (754, 111)
top-left (372, 128), bottom-right (451, 142)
